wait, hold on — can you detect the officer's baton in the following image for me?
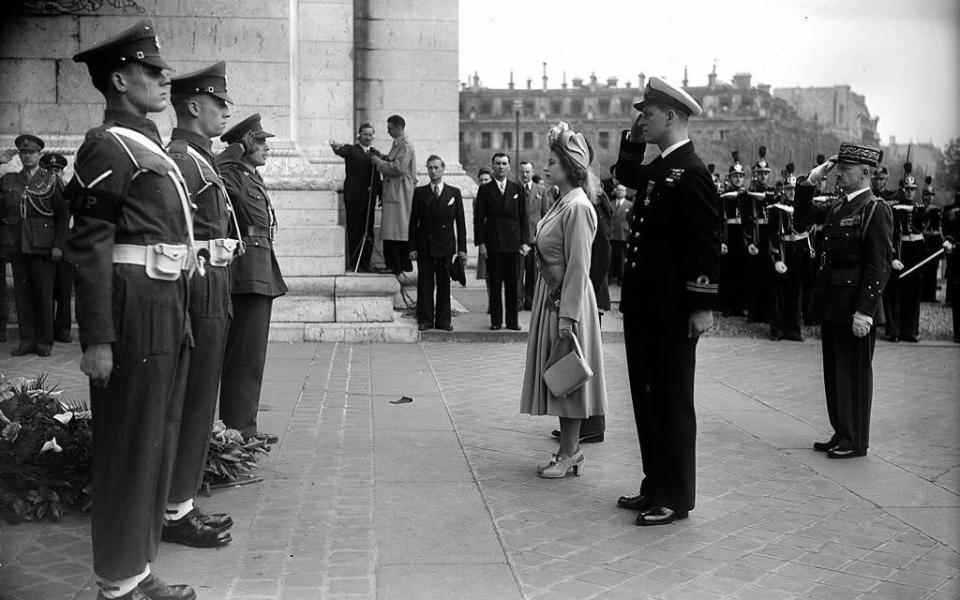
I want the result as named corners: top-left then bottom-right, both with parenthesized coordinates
top-left (898, 248), bottom-right (944, 279)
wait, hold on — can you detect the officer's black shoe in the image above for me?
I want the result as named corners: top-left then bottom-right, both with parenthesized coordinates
top-left (489, 325), bottom-right (501, 330)
top-left (902, 336), bottom-right (919, 343)
top-left (813, 436), bottom-right (840, 452)
top-left (10, 344), bottom-right (35, 357)
top-left (418, 322), bottom-right (432, 331)
top-left (827, 443), bottom-right (866, 459)
top-left (616, 493), bottom-right (649, 510)
top-left (137, 573), bottom-right (197, 600)
top-left (506, 324), bottom-right (521, 331)
top-left (54, 331), bottom-right (72, 343)
top-left (885, 336), bottom-right (900, 343)
top-left (162, 510), bottom-right (232, 548)
top-left (550, 429), bottom-right (604, 444)
top-left (197, 510), bottom-right (233, 531)
top-left (36, 345), bottom-right (51, 357)
top-left (635, 506), bottom-right (689, 526)
top-left (437, 325), bottom-right (453, 332)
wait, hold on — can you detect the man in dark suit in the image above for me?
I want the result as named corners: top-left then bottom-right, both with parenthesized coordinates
top-left (518, 161), bottom-right (550, 310)
top-left (408, 155), bottom-right (466, 331)
top-left (613, 77), bottom-right (721, 526)
top-left (330, 124), bottom-right (381, 272)
top-left (796, 144), bottom-right (892, 459)
top-left (475, 153), bottom-right (528, 330)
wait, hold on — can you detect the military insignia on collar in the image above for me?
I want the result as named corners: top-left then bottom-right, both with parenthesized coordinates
top-left (664, 168), bottom-right (685, 186)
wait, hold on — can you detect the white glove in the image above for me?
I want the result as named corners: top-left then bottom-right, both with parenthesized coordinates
top-left (852, 312), bottom-right (872, 338)
top-left (774, 261), bottom-right (787, 274)
top-left (747, 244), bottom-right (759, 256)
top-left (720, 243), bottom-right (728, 256)
top-left (944, 241), bottom-right (955, 254)
top-left (892, 259), bottom-right (904, 271)
top-left (807, 155), bottom-right (837, 186)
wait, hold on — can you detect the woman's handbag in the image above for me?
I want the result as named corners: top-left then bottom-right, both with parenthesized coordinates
top-left (543, 333), bottom-right (594, 397)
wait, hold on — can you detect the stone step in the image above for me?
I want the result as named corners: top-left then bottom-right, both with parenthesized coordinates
top-left (267, 313), bottom-right (419, 342)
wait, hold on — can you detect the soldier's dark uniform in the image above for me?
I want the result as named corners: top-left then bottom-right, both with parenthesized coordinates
top-left (162, 62), bottom-right (238, 548)
top-left (718, 155), bottom-right (748, 317)
top-left (767, 173), bottom-right (811, 341)
top-left (217, 114), bottom-right (287, 440)
top-left (943, 195), bottom-right (959, 342)
top-left (803, 155), bottom-right (836, 326)
top-left (69, 20), bottom-right (196, 598)
top-left (920, 178), bottom-right (942, 302)
top-left (795, 143), bottom-right (892, 458)
top-left (40, 152), bottom-right (76, 343)
top-left (614, 79), bottom-right (721, 522)
top-left (886, 180), bottom-right (925, 342)
top-left (0, 135), bottom-right (68, 356)
top-left (744, 148), bottom-right (776, 324)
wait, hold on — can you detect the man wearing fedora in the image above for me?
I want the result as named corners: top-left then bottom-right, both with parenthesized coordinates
top-left (796, 143), bottom-right (893, 459)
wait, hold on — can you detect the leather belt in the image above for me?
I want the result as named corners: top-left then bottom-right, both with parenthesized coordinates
top-left (195, 238), bottom-right (238, 267)
top-left (246, 225), bottom-right (272, 237)
top-left (901, 233), bottom-right (923, 242)
top-left (113, 243), bottom-right (187, 267)
top-left (783, 232), bottom-right (809, 242)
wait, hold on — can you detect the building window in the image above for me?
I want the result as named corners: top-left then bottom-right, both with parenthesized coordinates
top-left (550, 99), bottom-right (562, 114)
top-left (523, 99), bottom-right (535, 116)
top-left (598, 131), bottom-right (610, 150)
top-left (480, 132), bottom-right (492, 149)
top-left (479, 100), bottom-right (492, 115)
top-left (523, 131), bottom-right (534, 149)
top-left (570, 99), bottom-right (583, 115)
top-left (598, 98), bottom-right (611, 115)
top-left (501, 131), bottom-right (513, 150)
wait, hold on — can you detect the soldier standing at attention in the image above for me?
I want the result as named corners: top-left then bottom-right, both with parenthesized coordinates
top-left (613, 77), bottom-right (721, 525)
top-left (920, 176), bottom-right (943, 302)
top-left (217, 114), bottom-right (286, 444)
top-left (885, 164), bottom-right (924, 343)
top-left (871, 165), bottom-right (896, 201)
top-left (70, 19), bottom-right (197, 600)
top-left (162, 61), bottom-right (238, 549)
top-left (744, 146), bottom-right (775, 324)
top-left (942, 192), bottom-right (959, 343)
top-left (39, 152), bottom-right (75, 344)
top-left (718, 153), bottom-right (748, 317)
top-left (796, 144), bottom-right (892, 459)
top-left (767, 165), bottom-right (810, 341)
top-left (0, 134), bottom-right (68, 356)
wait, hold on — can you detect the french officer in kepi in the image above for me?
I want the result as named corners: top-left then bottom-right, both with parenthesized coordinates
top-left (37, 152), bottom-right (76, 344)
top-left (613, 76), bottom-right (721, 525)
top-left (795, 143), bottom-right (893, 459)
top-left (216, 113), bottom-right (286, 444)
top-left (69, 19), bottom-right (197, 600)
top-left (162, 60), bottom-right (239, 549)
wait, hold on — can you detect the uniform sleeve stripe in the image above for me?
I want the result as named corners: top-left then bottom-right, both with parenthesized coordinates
top-left (686, 281), bottom-right (719, 293)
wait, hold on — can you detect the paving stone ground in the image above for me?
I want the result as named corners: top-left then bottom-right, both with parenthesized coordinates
top-left (0, 336), bottom-right (957, 600)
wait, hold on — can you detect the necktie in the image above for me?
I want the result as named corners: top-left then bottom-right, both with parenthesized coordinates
top-left (433, 184), bottom-right (440, 197)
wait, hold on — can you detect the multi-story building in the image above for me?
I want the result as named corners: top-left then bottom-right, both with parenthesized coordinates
top-left (773, 85), bottom-right (881, 146)
top-left (459, 66), bottom-right (873, 183)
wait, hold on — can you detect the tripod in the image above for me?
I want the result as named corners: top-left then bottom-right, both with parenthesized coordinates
top-left (352, 167), bottom-right (378, 273)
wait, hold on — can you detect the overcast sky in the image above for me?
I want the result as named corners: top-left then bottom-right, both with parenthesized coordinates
top-left (459, 0), bottom-right (960, 148)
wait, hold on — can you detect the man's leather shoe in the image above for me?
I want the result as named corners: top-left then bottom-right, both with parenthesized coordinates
top-left (813, 436), bottom-right (840, 452)
top-left (97, 590), bottom-right (149, 600)
top-left (418, 322), bottom-right (432, 331)
top-left (162, 510), bottom-right (232, 548)
top-left (10, 345), bottom-right (35, 356)
top-left (617, 493), bottom-right (649, 510)
top-left (36, 345), bottom-right (51, 357)
top-left (902, 336), bottom-right (919, 343)
top-left (137, 573), bottom-right (196, 600)
top-left (550, 429), bottom-right (604, 444)
top-left (489, 325), bottom-right (501, 330)
top-left (827, 443), bottom-right (866, 459)
top-left (437, 325), bottom-right (453, 331)
top-left (506, 324), bottom-right (521, 331)
top-left (886, 336), bottom-right (900, 343)
top-left (635, 506), bottom-right (688, 526)
top-left (54, 331), bottom-right (72, 343)
top-left (197, 509), bottom-right (233, 530)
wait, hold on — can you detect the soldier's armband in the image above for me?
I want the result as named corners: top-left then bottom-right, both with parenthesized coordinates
top-left (72, 190), bottom-right (122, 223)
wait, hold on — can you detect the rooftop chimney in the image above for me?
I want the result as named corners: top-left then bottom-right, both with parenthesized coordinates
top-left (562, 70), bottom-right (568, 89)
top-left (589, 72), bottom-right (598, 89)
top-left (607, 76), bottom-right (618, 88)
top-left (472, 71), bottom-right (480, 89)
top-left (757, 83), bottom-right (771, 94)
top-left (625, 81), bottom-right (632, 88)
top-left (682, 65), bottom-right (688, 88)
top-left (732, 72), bottom-right (752, 90)
top-left (572, 76), bottom-right (583, 88)
top-left (508, 69), bottom-right (515, 90)
top-left (638, 72), bottom-right (646, 90)
top-left (526, 78), bottom-right (532, 90)
top-left (542, 62), bottom-right (548, 91)
top-left (708, 62), bottom-right (717, 88)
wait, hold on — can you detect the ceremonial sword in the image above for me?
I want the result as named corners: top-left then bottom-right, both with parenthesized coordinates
top-left (898, 248), bottom-right (945, 279)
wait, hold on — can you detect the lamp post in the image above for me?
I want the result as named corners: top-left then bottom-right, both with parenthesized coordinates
top-left (513, 98), bottom-right (522, 173)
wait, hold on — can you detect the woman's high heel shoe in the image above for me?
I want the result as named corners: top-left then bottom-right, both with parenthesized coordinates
top-left (537, 450), bottom-right (584, 478)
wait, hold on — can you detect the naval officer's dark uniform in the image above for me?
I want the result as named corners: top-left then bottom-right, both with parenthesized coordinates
top-left (795, 144), bottom-right (892, 458)
top-left (217, 115), bottom-right (287, 440)
top-left (615, 131), bottom-right (721, 517)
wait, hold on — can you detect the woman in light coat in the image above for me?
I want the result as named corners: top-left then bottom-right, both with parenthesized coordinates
top-left (520, 122), bottom-right (607, 478)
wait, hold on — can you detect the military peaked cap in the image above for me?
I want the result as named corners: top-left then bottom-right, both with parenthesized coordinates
top-left (73, 19), bottom-right (171, 75)
top-left (171, 60), bottom-right (233, 104)
top-left (14, 134), bottom-right (44, 151)
top-left (634, 76), bottom-right (702, 117)
top-left (836, 143), bottom-right (882, 169)
top-left (221, 113), bottom-right (275, 144)
top-left (39, 153), bottom-right (67, 170)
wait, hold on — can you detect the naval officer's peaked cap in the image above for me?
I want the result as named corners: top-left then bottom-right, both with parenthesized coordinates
top-left (634, 76), bottom-right (703, 117)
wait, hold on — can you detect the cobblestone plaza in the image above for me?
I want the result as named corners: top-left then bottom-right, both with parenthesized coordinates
top-left (0, 337), bottom-right (957, 600)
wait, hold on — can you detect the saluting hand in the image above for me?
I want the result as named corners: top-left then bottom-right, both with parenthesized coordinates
top-left (0, 148), bottom-right (16, 165)
top-left (81, 344), bottom-right (113, 387)
top-left (720, 243), bottom-right (728, 256)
